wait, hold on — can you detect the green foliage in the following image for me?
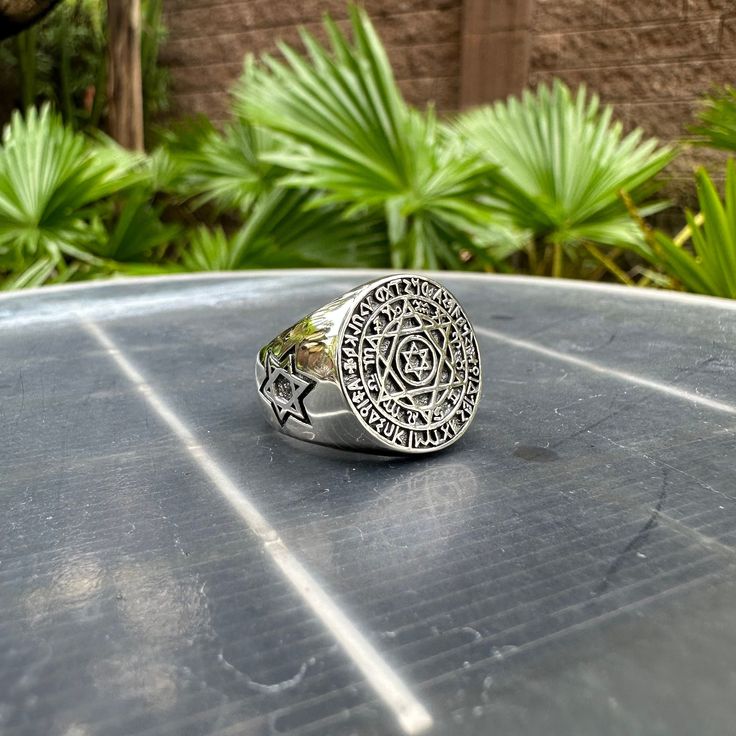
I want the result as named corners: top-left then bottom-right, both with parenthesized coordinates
top-left (638, 162), bottom-right (736, 298)
top-left (182, 187), bottom-right (389, 270)
top-left (141, 0), bottom-right (170, 126)
top-left (0, 0), bottom-right (168, 137)
top-left (5, 0), bottom-right (106, 128)
top-left (235, 6), bottom-right (497, 270)
top-left (162, 114), bottom-right (390, 269)
top-left (92, 186), bottom-right (180, 263)
top-left (690, 86), bottom-right (736, 153)
top-left (0, 105), bottom-right (181, 288)
top-left (159, 116), bottom-right (278, 213)
top-left (0, 5), bottom-right (687, 290)
top-left (457, 80), bottom-right (675, 278)
top-left (182, 226), bottom-right (236, 271)
top-left (0, 105), bottom-right (138, 286)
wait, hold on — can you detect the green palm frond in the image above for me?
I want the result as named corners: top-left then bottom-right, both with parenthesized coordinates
top-left (182, 226), bottom-right (235, 271)
top-left (2, 256), bottom-right (59, 290)
top-left (93, 187), bottom-right (180, 262)
top-left (0, 104), bottom-right (141, 284)
top-left (457, 80), bottom-right (675, 273)
top-left (183, 187), bottom-right (389, 271)
top-left (234, 5), bottom-right (497, 269)
top-left (689, 86), bottom-right (736, 153)
top-left (640, 161), bottom-right (736, 298)
top-left (159, 115), bottom-right (280, 214)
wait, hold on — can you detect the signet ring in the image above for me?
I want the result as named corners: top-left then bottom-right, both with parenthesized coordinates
top-left (255, 274), bottom-right (482, 454)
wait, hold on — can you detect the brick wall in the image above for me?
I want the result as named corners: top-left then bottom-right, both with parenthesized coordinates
top-left (162, 0), bottom-right (736, 188)
top-left (161, 0), bottom-right (464, 125)
top-left (529, 0), bottom-right (736, 185)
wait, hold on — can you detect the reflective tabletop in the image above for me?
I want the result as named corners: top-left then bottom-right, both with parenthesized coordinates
top-left (2, 270), bottom-right (736, 736)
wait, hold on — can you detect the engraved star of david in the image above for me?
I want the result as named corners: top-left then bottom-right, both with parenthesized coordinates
top-left (258, 347), bottom-right (315, 427)
top-left (367, 297), bottom-right (465, 420)
top-left (401, 341), bottom-right (432, 381)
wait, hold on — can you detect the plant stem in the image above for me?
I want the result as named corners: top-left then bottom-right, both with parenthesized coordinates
top-left (620, 187), bottom-right (667, 288)
top-left (673, 211), bottom-right (705, 247)
top-left (582, 242), bottom-right (635, 286)
top-left (588, 246), bottom-right (622, 281)
top-left (527, 239), bottom-right (538, 273)
top-left (16, 27), bottom-right (38, 110)
top-left (552, 242), bottom-right (563, 278)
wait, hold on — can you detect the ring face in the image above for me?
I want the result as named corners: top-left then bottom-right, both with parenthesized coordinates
top-left (338, 275), bottom-right (481, 452)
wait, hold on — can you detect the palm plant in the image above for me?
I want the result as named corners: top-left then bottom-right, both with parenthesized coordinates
top-left (182, 187), bottom-right (388, 271)
top-left (631, 161), bottom-right (736, 298)
top-left (0, 105), bottom-right (146, 288)
top-left (182, 226), bottom-right (237, 272)
top-left (457, 80), bottom-right (675, 280)
top-left (90, 187), bottom-right (180, 266)
top-left (162, 114), bottom-right (390, 270)
top-left (234, 6), bottom-right (498, 270)
top-left (690, 86), bottom-right (736, 153)
top-left (159, 116), bottom-right (279, 214)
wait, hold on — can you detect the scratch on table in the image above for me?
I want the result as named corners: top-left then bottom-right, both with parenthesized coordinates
top-left (593, 430), bottom-right (736, 503)
top-left (592, 467), bottom-right (669, 597)
top-left (552, 402), bottom-right (628, 447)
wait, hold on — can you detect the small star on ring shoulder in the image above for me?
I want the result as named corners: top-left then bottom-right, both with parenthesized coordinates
top-left (259, 347), bottom-right (316, 426)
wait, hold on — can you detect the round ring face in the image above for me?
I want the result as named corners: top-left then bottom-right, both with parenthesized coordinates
top-left (338, 275), bottom-right (482, 452)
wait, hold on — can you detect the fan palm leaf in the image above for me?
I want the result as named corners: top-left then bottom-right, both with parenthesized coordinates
top-left (234, 5), bottom-right (497, 269)
top-left (183, 187), bottom-right (389, 271)
top-left (92, 186), bottom-right (180, 262)
top-left (690, 86), bottom-right (736, 153)
top-left (0, 104), bottom-right (140, 282)
top-left (159, 115), bottom-right (280, 214)
top-left (457, 81), bottom-right (675, 274)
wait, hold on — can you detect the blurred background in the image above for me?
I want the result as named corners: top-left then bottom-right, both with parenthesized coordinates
top-left (0, 0), bottom-right (735, 297)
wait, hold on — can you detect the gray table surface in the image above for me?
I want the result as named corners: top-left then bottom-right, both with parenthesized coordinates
top-left (2, 270), bottom-right (736, 736)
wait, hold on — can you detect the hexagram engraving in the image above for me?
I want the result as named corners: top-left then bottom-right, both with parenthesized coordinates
top-left (259, 346), bottom-right (316, 427)
top-left (339, 276), bottom-right (481, 451)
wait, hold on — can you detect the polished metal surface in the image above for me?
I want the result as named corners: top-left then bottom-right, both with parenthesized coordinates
top-left (255, 274), bottom-right (482, 454)
top-left (2, 270), bottom-right (736, 736)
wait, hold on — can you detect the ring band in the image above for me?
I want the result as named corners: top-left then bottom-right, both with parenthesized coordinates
top-left (255, 274), bottom-right (482, 454)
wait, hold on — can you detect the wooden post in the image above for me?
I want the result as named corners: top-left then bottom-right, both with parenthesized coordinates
top-left (459, 0), bottom-right (534, 108)
top-left (106, 0), bottom-right (144, 150)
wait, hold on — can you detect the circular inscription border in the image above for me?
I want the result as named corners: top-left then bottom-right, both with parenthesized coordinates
top-left (338, 275), bottom-right (482, 452)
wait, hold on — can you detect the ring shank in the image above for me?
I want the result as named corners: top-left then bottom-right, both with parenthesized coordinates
top-left (255, 285), bottom-right (399, 452)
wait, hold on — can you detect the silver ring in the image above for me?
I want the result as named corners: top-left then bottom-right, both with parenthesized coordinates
top-left (255, 274), bottom-right (482, 454)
